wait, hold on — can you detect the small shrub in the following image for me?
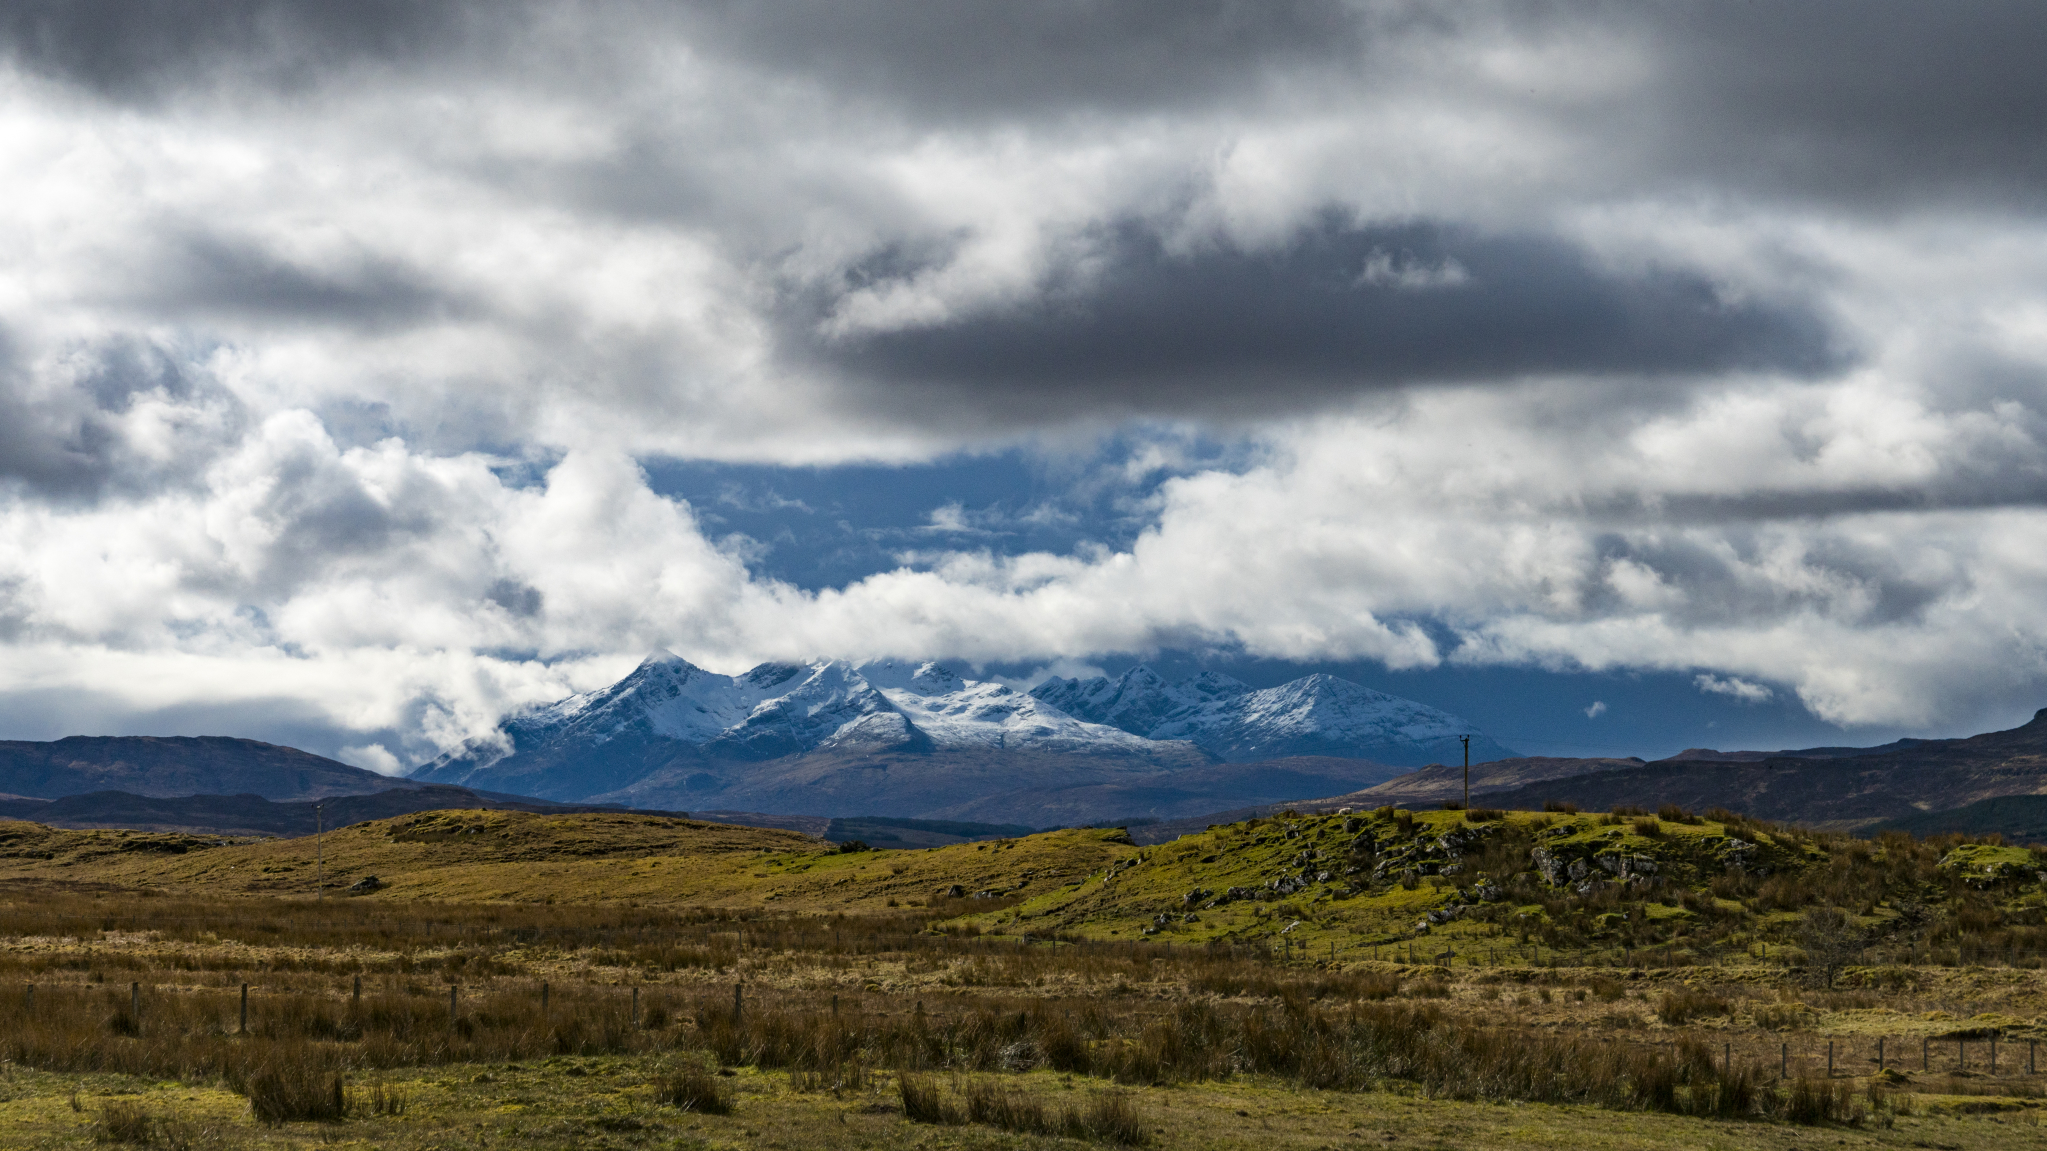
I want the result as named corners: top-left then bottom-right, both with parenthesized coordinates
top-left (1465, 808), bottom-right (1506, 822)
top-left (1611, 805), bottom-right (1649, 817)
top-left (1631, 817), bottom-right (1664, 838)
top-left (1656, 804), bottom-right (1699, 824)
top-left (1542, 801), bottom-right (1579, 814)
top-left (656, 1062), bottom-right (732, 1115)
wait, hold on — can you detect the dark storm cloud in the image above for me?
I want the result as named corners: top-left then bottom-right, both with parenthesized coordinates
top-left (804, 218), bottom-right (1844, 415)
top-left (0, 0), bottom-right (473, 101)
top-left (1, 0), bottom-right (1371, 114)
top-left (11, 3), bottom-right (2041, 214)
top-left (138, 232), bottom-right (471, 331)
top-left (1639, 2), bottom-right (2047, 206)
top-left (674, 0), bottom-right (1379, 119)
top-left (670, 2), bottom-right (2047, 208)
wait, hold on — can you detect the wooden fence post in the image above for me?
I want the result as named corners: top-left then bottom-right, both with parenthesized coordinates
top-left (541, 981), bottom-right (549, 1013)
top-left (353, 975), bottom-right (361, 1005)
top-left (239, 984), bottom-right (248, 1035)
top-left (1781, 1043), bottom-right (1788, 1079)
top-left (449, 985), bottom-right (458, 1031)
top-left (131, 982), bottom-right (140, 1023)
top-left (732, 982), bottom-right (743, 1026)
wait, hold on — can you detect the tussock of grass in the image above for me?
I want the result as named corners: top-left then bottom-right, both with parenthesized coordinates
top-left (89, 1101), bottom-right (218, 1150)
top-left (655, 1061), bottom-right (732, 1115)
top-left (901, 1077), bottom-right (1149, 1145)
top-left (230, 1059), bottom-right (348, 1125)
top-left (1658, 987), bottom-right (1733, 1024)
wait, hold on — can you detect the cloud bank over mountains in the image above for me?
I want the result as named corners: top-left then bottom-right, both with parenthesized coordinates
top-left (2, 2), bottom-right (2046, 765)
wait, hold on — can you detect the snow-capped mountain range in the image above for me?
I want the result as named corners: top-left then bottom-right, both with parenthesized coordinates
top-left (1029, 665), bottom-right (1519, 765)
top-left (408, 653), bottom-right (1514, 822)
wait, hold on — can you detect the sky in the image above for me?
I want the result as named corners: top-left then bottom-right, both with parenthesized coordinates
top-left (3, 2), bottom-right (2046, 771)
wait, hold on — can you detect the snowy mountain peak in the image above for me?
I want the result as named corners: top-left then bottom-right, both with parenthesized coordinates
top-left (413, 654), bottom-right (1184, 790)
top-left (854, 658), bottom-right (966, 697)
top-left (1030, 667), bottom-right (1516, 767)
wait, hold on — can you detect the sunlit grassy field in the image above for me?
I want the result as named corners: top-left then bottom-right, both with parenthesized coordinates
top-left (3, 805), bottom-right (2047, 1148)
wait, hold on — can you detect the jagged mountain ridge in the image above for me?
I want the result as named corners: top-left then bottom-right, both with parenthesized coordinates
top-left (1029, 665), bottom-right (1519, 766)
top-left (408, 653), bottom-right (1191, 804)
top-left (407, 655), bottom-right (1515, 822)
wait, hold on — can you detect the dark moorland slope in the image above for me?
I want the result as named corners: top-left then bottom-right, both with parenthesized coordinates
top-left (0, 785), bottom-right (674, 837)
top-left (1473, 709), bottom-right (2047, 829)
top-left (0, 736), bottom-right (406, 802)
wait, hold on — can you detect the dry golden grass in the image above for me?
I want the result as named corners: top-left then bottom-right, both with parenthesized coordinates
top-left (1, 806), bottom-right (2046, 1147)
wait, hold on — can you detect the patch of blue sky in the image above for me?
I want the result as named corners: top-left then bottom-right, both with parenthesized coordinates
top-left (639, 430), bottom-right (1247, 591)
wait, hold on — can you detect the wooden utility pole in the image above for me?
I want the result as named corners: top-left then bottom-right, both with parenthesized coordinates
top-left (315, 801), bottom-right (325, 900)
top-left (1460, 735), bottom-right (1471, 808)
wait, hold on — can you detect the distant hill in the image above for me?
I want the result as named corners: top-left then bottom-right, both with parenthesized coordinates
top-left (1117, 756), bottom-right (1651, 843)
top-left (1868, 795), bottom-right (2047, 844)
top-left (1662, 737), bottom-right (1949, 762)
top-left (0, 736), bottom-right (406, 802)
top-left (1462, 709), bottom-right (2047, 830)
top-left (1322, 755), bottom-right (1650, 809)
top-left (689, 811), bottom-right (1036, 848)
top-left (0, 785), bottom-right (677, 838)
top-left (0, 809), bottom-right (1136, 909)
top-left (1115, 709), bottom-right (2047, 838)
